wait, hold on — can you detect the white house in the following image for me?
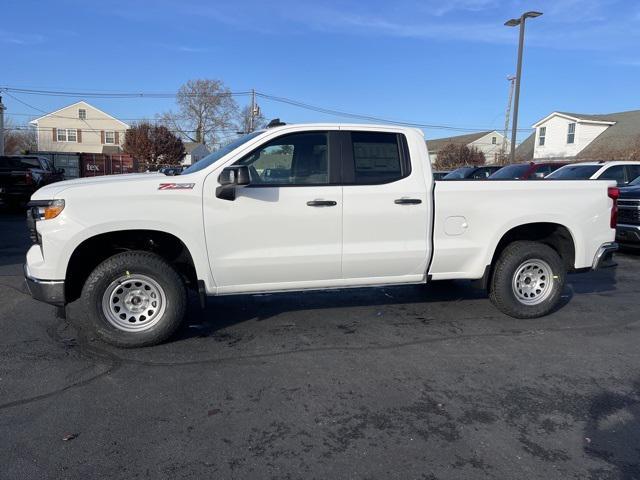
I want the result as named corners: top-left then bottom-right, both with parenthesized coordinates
top-left (527, 109), bottom-right (640, 161)
top-left (426, 130), bottom-right (509, 164)
top-left (30, 101), bottom-right (129, 154)
top-left (182, 142), bottom-right (210, 166)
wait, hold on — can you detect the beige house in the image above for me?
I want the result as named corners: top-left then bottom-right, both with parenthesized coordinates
top-left (426, 130), bottom-right (510, 165)
top-left (30, 101), bottom-right (129, 154)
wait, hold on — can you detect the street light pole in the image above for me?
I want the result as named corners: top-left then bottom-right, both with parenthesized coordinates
top-left (0, 96), bottom-right (5, 156)
top-left (505, 11), bottom-right (542, 163)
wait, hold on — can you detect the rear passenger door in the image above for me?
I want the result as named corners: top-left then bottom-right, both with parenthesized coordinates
top-left (341, 130), bottom-right (430, 283)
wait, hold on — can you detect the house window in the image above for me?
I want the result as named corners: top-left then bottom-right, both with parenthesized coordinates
top-left (78, 109), bottom-right (86, 120)
top-left (538, 126), bottom-right (546, 146)
top-left (492, 136), bottom-right (497, 144)
top-left (57, 128), bottom-right (78, 142)
top-left (105, 131), bottom-right (115, 144)
top-left (567, 122), bottom-right (576, 144)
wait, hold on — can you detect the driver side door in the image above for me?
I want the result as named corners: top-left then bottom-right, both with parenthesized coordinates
top-left (203, 130), bottom-right (343, 293)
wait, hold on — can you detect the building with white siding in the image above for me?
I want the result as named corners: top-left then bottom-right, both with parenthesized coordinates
top-left (30, 101), bottom-right (129, 154)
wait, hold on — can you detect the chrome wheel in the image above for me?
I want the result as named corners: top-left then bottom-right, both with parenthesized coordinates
top-left (101, 274), bottom-right (166, 332)
top-left (511, 259), bottom-right (554, 306)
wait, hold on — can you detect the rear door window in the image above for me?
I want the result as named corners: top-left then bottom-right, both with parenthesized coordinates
top-left (347, 132), bottom-right (409, 184)
top-left (625, 165), bottom-right (640, 184)
top-left (599, 165), bottom-right (625, 184)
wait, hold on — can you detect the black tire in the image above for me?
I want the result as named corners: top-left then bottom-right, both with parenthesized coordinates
top-left (81, 251), bottom-right (187, 348)
top-left (489, 241), bottom-right (566, 319)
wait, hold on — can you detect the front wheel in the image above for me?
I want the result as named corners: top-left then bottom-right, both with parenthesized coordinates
top-left (81, 251), bottom-right (187, 347)
top-left (489, 241), bottom-right (566, 319)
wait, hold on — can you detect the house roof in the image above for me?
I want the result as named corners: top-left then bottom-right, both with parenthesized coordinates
top-left (576, 109), bottom-right (640, 159)
top-left (426, 131), bottom-right (496, 153)
top-left (29, 101), bottom-right (130, 128)
top-left (515, 132), bottom-right (535, 161)
top-left (531, 111), bottom-right (617, 128)
top-left (183, 142), bottom-right (208, 154)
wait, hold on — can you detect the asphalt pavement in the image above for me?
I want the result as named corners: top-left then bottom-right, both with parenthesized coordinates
top-left (1, 210), bottom-right (639, 479)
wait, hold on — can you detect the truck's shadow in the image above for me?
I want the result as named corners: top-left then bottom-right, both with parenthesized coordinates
top-left (170, 266), bottom-right (617, 342)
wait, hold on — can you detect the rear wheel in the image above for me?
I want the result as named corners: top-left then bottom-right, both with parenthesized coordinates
top-left (489, 241), bottom-right (565, 318)
top-left (81, 251), bottom-right (186, 347)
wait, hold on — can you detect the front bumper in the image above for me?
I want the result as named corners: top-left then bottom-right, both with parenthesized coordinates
top-left (616, 224), bottom-right (640, 245)
top-left (23, 264), bottom-right (66, 306)
top-left (592, 242), bottom-right (618, 270)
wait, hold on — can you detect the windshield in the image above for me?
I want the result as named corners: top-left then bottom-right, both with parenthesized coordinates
top-left (630, 175), bottom-right (640, 186)
top-left (489, 164), bottom-right (530, 179)
top-left (443, 167), bottom-right (474, 179)
top-left (181, 132), bottom-right (263, 174)
top-left (546, 165), bottom-right (601, 180)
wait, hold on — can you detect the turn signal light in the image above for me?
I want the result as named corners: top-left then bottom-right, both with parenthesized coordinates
top-left (29, 199), bottom-right (65, 221)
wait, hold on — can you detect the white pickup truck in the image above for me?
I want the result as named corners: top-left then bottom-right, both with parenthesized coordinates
top-left (24, 123), bottom-right (618, 347)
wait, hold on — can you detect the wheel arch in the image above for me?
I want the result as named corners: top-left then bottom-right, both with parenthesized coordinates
top-left (65, 229), bottom-right (199, 303)
top-left (477, 222), bottom-right (577, 290)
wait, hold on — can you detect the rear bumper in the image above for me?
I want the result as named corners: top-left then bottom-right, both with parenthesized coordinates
top-left (23, 264), bottom-right (66, 306)
top-left (592, 242), bottom-right (618, 270)
top-left (616, 224), bottom-right (640, 245)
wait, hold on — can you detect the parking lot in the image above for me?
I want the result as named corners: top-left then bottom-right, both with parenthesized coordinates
top-left (1, 210), bottom-right (639, 479)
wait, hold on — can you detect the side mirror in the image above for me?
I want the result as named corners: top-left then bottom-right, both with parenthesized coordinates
top-left (57, 168), bottom-right (65, 175)
top-left (216, 166), bottom-right (250, 200)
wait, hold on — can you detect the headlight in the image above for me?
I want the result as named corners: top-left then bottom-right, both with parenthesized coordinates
top-left (28, 199), bottom-right (65, 220)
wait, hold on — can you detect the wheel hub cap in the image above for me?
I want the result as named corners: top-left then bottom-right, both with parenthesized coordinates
top-left (102, 274), bottom-right (167, 332)
top-left (512, 259), bottom-right (554, 306)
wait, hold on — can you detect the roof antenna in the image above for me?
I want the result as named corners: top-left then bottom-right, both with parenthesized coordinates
top-left (267, 118), bottom-right (286, 128)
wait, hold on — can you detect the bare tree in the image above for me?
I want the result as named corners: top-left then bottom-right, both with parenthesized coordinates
top-left (160, 79), bottom-right (239, 147)
top-left (435, 143), bottom-right (486, 170)
top-left (124, 122), bottom-right (185, 169)
top-left (237, 104), bottom-right (266, 133)
top-left (3, 118), bottom-right (37, 154)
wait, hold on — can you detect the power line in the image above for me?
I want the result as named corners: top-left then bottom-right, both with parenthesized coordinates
top-left (1, 85), bottom-right (533, 134)
top-left (0, 86), bottom-right (251, 99)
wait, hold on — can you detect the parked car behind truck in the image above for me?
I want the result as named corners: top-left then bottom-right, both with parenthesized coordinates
top-left (0, 155), bottom-right (64, 207)
top-left (489, 161), bottom-right (568, 180)
top-left (24, 123), bottom-right (618, 347)
top-left (441, 165), bottom-right (501, 180)
top-left (546, 161), bottom-right (640, 187)
top-left (617, 176), bottom-right (640, 247)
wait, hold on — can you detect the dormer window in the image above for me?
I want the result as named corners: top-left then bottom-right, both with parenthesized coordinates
top-left (567, 123), bottom-right (576, 144)
top-left (79, 108), bottom-right (86, 120)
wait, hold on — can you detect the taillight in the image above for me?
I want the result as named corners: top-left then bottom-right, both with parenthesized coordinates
top-left (608, 186), bottom-right (619, 228)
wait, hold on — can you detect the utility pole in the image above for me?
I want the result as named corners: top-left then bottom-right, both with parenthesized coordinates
top-left (249, 89), bottom-right (256, 132)
top-left (501, 75), bottom-right (516, 164)
top-left (504, 11), bottom-right (543, 162)
top-left (0, 95), bottom-right (5, 156)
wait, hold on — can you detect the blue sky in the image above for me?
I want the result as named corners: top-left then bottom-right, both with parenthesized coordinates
top-left (2, 0), bottom-right (639, 142)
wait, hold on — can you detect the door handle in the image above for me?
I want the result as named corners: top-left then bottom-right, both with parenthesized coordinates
top-left (394, 198), bottom-right (422, 205)
top-left (307, 200), bottom-right (337, 207)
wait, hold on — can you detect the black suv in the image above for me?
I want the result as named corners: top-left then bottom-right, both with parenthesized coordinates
top-left (617, 176), bottom-right (640, 247)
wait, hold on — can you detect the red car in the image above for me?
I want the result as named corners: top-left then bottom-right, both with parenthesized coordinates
top-left (488, 161), bottom-right (568, 180)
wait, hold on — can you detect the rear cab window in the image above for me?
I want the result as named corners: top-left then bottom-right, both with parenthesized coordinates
top-left (342, 131), bottom-right (411, 184)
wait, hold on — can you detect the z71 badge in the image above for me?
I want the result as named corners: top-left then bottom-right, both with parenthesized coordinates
top-left (158, 183), bottom-right (195, 190)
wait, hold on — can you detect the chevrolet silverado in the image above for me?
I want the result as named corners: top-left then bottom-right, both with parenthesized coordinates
top-left (24, 124), bottom-right (618, 347)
